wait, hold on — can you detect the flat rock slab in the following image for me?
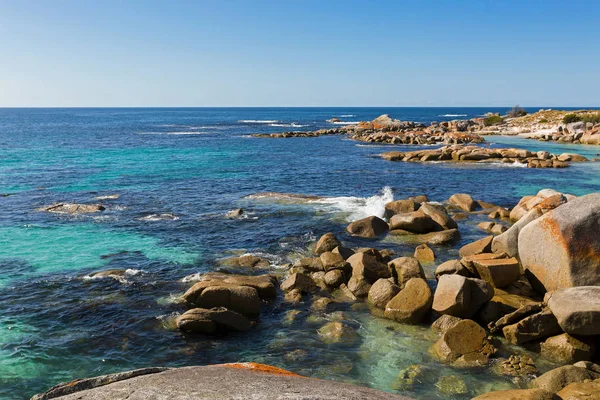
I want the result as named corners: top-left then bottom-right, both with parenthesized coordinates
top-left (32, 363), bottom-right (413, 400)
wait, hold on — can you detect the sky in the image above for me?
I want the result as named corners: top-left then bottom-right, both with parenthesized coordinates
top-left (0, 0), bottom-right (599, 107)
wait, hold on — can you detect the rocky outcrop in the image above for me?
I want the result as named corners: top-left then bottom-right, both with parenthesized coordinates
top-left (32, 363), bottom-right (412, 400)
top-left (518, 194), bottom-right (600, 291)
top-left (381, 144), bottom-right (582, 168)
top-left (37, 203), bottom-right (106, 214)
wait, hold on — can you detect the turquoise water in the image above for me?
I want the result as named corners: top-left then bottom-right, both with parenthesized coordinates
top-left (1, 107), bottom-right (598, 399)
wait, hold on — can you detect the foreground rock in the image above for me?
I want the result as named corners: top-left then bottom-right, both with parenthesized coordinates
top-left (472, 388), bottom-right (555, 400)
top-left (533, 365), bottom-right (600, 393)
top-left (431, 319), bottom-right (496, 366)
top-left (432, 275), bottom-right (494, 318)
top-left (384, 278), bottom-right (433, 323)
top-left (519, 193), bottom-right (600, 291)
top-left (31, 363), bottom-right (412, 400)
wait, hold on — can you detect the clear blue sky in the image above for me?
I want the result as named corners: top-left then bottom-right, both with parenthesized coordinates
top-left (0, 0), bottom-right (598, 107)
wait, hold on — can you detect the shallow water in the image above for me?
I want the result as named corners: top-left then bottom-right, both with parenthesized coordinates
top-left (1, 107), bottom-right (598, 399)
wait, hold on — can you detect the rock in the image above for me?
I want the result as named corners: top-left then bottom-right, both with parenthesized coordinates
top-left (540, 333), bottom-right (597, 363)
top-left (317, 321), bottom-right (359, 344)
top-left (449, 193), bottom-right (476, 212)
top-left (432, 275), bottom-right (494, 318)
top-left (488, 302), bottom-right (543, 333)
top-left (391, 364), bottom-right (425, 391)
top-left (332, 246), bottom-right (354, 260)
top-left (495, 355), bottom-right (538, 376)
top-left (502, 308), bottom-right (562, 344)
top-left (346, 276), bottom-right (371, 297)
top-left (478, 221), bottom-right (495, 231)
top-left (346, 216), bottom-right (389, 238)
top-left (368, 279), bottom-right (400, 309)
top-left (547, 287), bottom-right (600, 335)
top-left (431, 319), bottom-right (496, 366)
top-left (518, 193), bottom-right (600, 291)
top-left (293, 257), bottom-right (324, 273)
top-left (280, 273), bottom-right (317, 294)
top-left (324, 270), bottom-right (346, 288)
top-left (314, 233), bottom-right (342, 255)
top-left (419, 203), bottom-right (458, 230)
top-left (389, 211), bottom-right (435, 233)
top-left (38, 203), bottom-right (105, 214)
top-left (472, 389), bottom-right (555, 400)
top-left (225, 208), bottom-right (244, 218)
top-left (431, 314), bottom-right (462, 334)
top-left (311, 297), bottom-right (338, 313)
top-left (176, 307), bottom-right (251, 333)
top-left (384, 199), bottom-right (419, 219)
top-left (473, 257), bottom-right (521, 288)
top-left (31, 363), bottom-right (411, 400)
top-left (319, 252), bottom-right (348, 272)
top-left (347, 252), bottom-right (390, 283)
top-left (459, 236), bottom-right (493, 257)
top-left (557, 379), bottom-right (600, 400)
top-left (490, 224), bottom-right (507, 235)
top-left (389, 228), bottom-right (460, 245)
top-left (573, 361), bottom-right (600, 374)
top-left (414, 244), bottom-right (435, 262)
top-left (384, 278), bottom-right (433, 323)
top-left (533, 365), bottom-right (597, 393)
top-left (183, 273), bottom-right (277, 299)
top-left (492, 208), bottom-right (543, 257)
top-left (284, 288), bottom-right (303, 303)
top-left (435, 375), bottom-right (468, 395)
top-left (435, 260), bottom-right (470, 279)
top-left (388, 257), bottom-right (425, 288)
top-left (237, 255), bottom-right (270, 268)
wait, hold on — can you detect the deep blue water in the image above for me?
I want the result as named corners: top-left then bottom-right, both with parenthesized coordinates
top-left (1, 107), bottom-right (599, 399)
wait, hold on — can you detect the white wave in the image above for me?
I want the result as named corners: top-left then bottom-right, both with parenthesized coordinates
top-left (137, 213), bottom-right (179, 221)
top-left (238, 120), bottom-right (279, 124)
top-left (310, 186), bottom-right (394, 222)
top-left (138, 131), bottom-right (206, 135)
top-left (508, 161), bottom-right (528, 168)
top-left (340, 114), bottom-right (356, 117)
top-left (333, 121), bottom-right (360, 124)
top-left (82, 268), bottom-right (143, 284)
top-left (438, 114), bottom-right (467, 117)
top-left (269, 123), bottom-right (308, 128)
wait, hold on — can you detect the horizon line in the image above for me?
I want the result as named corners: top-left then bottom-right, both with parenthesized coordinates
top-left (1, 105), bottom-right (600, 109)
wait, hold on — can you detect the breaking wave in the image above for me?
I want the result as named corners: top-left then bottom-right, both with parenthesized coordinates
top-left (310, 186), bottom-right (394, 222)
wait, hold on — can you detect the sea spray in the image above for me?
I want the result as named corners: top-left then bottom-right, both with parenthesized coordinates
top-left (310, 186), bottom-right (394, 222)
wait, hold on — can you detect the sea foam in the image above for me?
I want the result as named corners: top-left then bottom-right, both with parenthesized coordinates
top-left (310, 186), bottom-right (394, 222)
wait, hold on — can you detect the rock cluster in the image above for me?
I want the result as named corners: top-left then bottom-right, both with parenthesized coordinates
top-left (381, 144), bottom-right (587, 168)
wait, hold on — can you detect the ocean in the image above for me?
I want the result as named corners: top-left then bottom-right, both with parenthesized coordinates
top-left (1, 107), bottom-right (600, 399)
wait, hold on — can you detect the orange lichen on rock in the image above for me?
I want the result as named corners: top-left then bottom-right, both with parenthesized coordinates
top-left (223, 362), bottom-right (301, 377)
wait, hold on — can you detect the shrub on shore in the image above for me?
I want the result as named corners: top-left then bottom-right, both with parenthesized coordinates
top-left (538, 118), bottom-right (549, 123)
top-left (484, 115), bottom-right (504, 126)
top-left (563, 113), bottom-right (581, 124)
top-left (582, 113), bottom-right (600, 124)
top-left (507, 105), bottom-right (527, 118)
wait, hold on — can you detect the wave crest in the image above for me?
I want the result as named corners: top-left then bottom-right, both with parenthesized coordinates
top-left (310, 186), bottom-right (394, 222)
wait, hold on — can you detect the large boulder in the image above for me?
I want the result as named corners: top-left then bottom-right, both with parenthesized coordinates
top-left (182, 273), bottom-right (277, 300)
top-left (448, 193), bottom-right (476, 212)
top-left (384, 199), bottom-right (419, 219)
top-left (432, 275), bottom-right (494, 318)
top-left (414, 244), bottom-right (435, 262)
top-left (435, 259), bottom-right (470, 279)
top-left (540, 333), bottom-right (597, 363)
top-left (492, 207), bottom-right (543, 257)
top-left (319, 252), bottom-right (348, 272)
top-left (388, 257), bottom-right (425, 288)
top-left (533, 365), bottom-right (598, 393)
top-left (557, 379), bottom-right (600, 400)
top-left (389, 211), bottom-right (435, 233)
top-left (431, 319), bottom-right (496, 366)
top-left (518, 193), bottom-right (600, 291)
top-left (346, 216), bottom-right (389, 238)
top-left (459, 236), bottom-right (493, 257)
top-left (280, 273), bottom-right (317, 294)
top-left (547, 287), bottom-right (600, 335)
top-left (314, 233), bottom-right (341, 255)
top-left (384, 278), bottom-right (433, 323)
top-left (502, 308), bottom-right (562, 344)
top-left (419, 203), bottom-right (458, 230)
top-left (176, 307), bottom-right (251, 333)
top-left (368, 279), bottom-right (400, 309)
top-left (347, 252), bottom-right (391, 283)
top-left (473, 257), bottom-right (521, 288)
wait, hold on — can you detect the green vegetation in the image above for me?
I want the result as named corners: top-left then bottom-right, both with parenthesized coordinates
top-left (563, 113), bottom-right (581, 124)
top-left (563, 113), bottom-right (600, 124)
top-left (538, 118), bottom-right (549, 123)
top-left (484, 115), bottom-right (504, 126)
top-left (507, 105), bottom-right (527, 118)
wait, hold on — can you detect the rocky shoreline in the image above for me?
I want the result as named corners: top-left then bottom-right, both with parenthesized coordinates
top-left (381, 144), bottom-right (590, 168)
top-left (33, 187), bottom-right (600, 399)
top-left (251, 110), bottom-right (600, 148)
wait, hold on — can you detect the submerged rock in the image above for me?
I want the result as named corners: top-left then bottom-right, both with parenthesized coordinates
top-left (391, 364), bottom-right (425, 391)
top-left (176, 307), bottom-right (251, 334)
top-left (317, 321), bottom-right (359, 344)
top-left (37, 203), bottom-right (105, 214)
top-left (435, 375), bottom-right (468, 395)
